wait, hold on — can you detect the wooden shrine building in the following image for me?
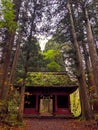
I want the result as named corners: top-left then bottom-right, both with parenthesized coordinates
top-left (24, 85), bottom-right (78, 116)
top-left (15, 72), bottom-right (98, 116)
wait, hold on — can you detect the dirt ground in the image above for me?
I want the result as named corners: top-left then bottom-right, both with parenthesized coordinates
top-left (0, 118), bottom-right (98, 130)
top-left (24, 118), bottom-right (98, 130)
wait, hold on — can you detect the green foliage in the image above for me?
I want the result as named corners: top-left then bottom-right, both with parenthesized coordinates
top-left (16, 38), bottom-right (45, 72)
top-left (45, 40), bottom-right (60, 51)
top-left (0, 88), bottom-right (21, 126)
top-left (70, 89), bottom-right (81, 117)
top-left (44, 49), bottom-right (60, 60)
top-left (0, 0), bottom-right (17, 32)
top-left (44, 40), bottom-right (66, 72)
top-left (95, 114), bottom-right (98, 121)
top-left (16, 72), bottom-right (76, 86)
top-left (47, 61), bottom-right (61, 71)
top-left (43, 49), bottom-right (65, 71)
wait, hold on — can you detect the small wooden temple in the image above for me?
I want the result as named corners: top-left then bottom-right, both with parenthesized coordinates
top-left (23, 72), bottom-right (78, 116)
top-left (24, 85), bottom-right (78, 116)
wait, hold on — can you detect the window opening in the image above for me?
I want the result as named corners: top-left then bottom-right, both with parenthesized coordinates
top-left (24, 93), bottom-right (36, 108)
top-left (57, 95), bottom-right (68, 108)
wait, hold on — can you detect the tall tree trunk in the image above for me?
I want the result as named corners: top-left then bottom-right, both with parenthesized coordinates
top-left (82, 41), bottom-right (96, 93)
top-left (82, 41), bottom-right (96, 111)
top-left (9, 34), bottom-right (22, 85)
top-left (82, 2), bottom-right (98, 96)
top-left (0, 0), bottom-right (22, 100)
top-left (17, 53), bottom-right (29, 122)
top-left (17, 1), bottom-right (37, 121)
top-left (67, 0), bottom-right (94, 120)
top-left (17, 77), bottom-right (26, 122)
top-left (0, 32), bottom-right (15, 99)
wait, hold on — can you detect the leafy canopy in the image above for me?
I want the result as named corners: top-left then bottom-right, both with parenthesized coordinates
top-left (44, 49), bottom-right (60, 60)
top-left (0, 0), bottom-right (17, 32)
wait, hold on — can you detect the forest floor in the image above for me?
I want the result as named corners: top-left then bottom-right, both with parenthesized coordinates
top-left (0, 117), bottom-right (98, 130)
top-left (24, 118), bottom-right (98, 130)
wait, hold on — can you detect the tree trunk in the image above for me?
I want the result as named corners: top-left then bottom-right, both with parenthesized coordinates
top-left (17, 58), bottom-right (28, 122)
top-left (82, 3), bottom-right (98, 96)
top-left (17, 79), bottom-right (25, 122)
top-left (82, 41), bottom-right (96, 95)
top-left (67, 0), bottom-right (94, 120)
top-left (82, 41), bottom-right (98, 113)
top-left (17, 1), bottom-right (37, 121)
top-left (9, 34), bottom-right (22, 85)
top-left (0, 32), bottom-right (15, 99)
top-left (0, 0), bottom-right (22, 100)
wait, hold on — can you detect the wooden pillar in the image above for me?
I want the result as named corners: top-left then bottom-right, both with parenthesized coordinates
top-left (68, 94), bottom-right (71, 111)
top-left (48, 98), bottom-right (53, 113)
top-left (38, 96), bottom-right (40, 113)
top-left (36, 95), bottom-right (39, 114)
top-left (54, 94), bottom-right (57, 113)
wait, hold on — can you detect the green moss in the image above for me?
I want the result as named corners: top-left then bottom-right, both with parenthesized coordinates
top-left (17, 72), bottom-right (77, 86)
top-left (70, 89), bottom-right (81, 117)
top-left (95, 114), bottom-right (98, 120)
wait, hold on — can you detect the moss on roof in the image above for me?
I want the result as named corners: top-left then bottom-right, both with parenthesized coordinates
top-left (17, 72), bottom-right (77, 86)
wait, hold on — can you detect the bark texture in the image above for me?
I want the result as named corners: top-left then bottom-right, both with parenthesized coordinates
top-left (9, 34), bottom-right (22, 85)
top-left (83, 3), bottom-right (98, 96)
top-left (0, 0), bottom-right (22, 99)
top-left (67, 0), bottom-right (94, 120)
top-left (17, 84), bottom-right (25, 122)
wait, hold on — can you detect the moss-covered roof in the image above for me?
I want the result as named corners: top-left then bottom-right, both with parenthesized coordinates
top-left (16, 72), bottom-right (77, 87)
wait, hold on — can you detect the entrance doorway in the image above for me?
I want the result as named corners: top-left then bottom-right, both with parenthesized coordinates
top-left (39, 95), bottom-right (53, 116)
